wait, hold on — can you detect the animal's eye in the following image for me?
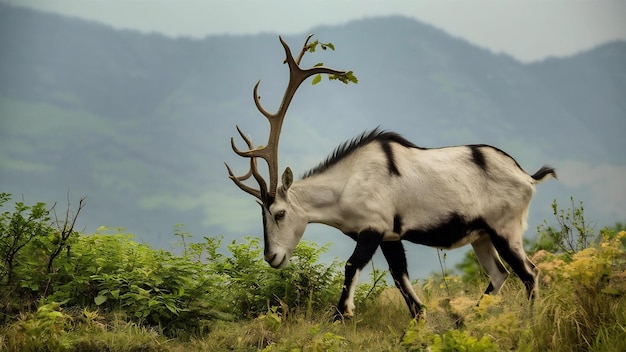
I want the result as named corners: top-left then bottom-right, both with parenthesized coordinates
top-left (275, 210), bottom-right (286, 221)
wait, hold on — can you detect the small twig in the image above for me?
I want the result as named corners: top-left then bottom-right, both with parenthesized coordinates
top-left (363, 262), bottom-right (387, 301)
top-left (47, 193), bottom-right (86, 274)
top-left (437, 249), bottom-right (451, 297)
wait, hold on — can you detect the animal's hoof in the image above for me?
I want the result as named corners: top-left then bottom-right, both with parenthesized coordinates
top-left (332, 308), bottom-right (352, 322)
top-left (412, 310), bottom-right (426, 322)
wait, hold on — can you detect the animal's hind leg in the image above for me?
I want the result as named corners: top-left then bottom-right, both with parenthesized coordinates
top-left (336, 231), bottom-right (382, 320)
top-left (380, 240), bottom-right (424, 318)
top-left (487, 226), bottom-right (539, 300)
top-left (471, 234), bottom-right (509, 296)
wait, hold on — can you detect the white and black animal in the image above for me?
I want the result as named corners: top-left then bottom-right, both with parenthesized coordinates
top-left (225, 36), bottom-right (556, 320)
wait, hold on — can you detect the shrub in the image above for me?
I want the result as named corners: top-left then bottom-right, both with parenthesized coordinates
top-left (215, 236), bottom-right (343, 318)
top-left (530, 230), bottom-right (626, 351)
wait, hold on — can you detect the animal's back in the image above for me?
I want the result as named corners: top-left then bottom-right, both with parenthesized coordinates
top-left (334, 139), bottom-right (536, 240)
top-left (397, 144), bottom-right (536, 244)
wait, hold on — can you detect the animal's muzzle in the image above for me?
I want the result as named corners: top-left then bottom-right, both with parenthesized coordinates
top-left (265, 252), bottom-right (288, 269)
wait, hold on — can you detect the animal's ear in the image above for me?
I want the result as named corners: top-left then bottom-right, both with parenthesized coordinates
top-left (281, 167), bottom-right (293, 191)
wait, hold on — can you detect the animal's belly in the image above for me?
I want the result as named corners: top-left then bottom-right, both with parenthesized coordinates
top-left (403, 229), bottom-right (484, 249)
top-left (400, 214), bottom-right (488, 249)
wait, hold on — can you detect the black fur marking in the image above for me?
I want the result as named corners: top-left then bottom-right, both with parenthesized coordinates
top-left (262, 195), bottom-right (275, 207)
top-left (345, 232), bottom-right (358, 242)
top-left (380, 241), bottom-right (422, 317)
top-left (261, 207), bottom-right (270, 256)
top-left (302, 128), bottom-right (419, 179)
top-left (380, 139), bottom-right (401, 176)
top-left (484, 282), bottom-right (496, 295)
top-left (467, 144), bottom-right (524, 172)
top-left (487, 232), bottom-right (537, 297)
top-left (469, 145), bottom-right (487, 171)
top-left (380, 241), bottom-right (407, 277)
top-left (393, 215), bottom-right (403, 234)
top-left (402, 213), bottom-right (492, 249)
top-left (336, 231), bottom-right (383, 318)
top-left (346, 231), bottom-right (382, 270)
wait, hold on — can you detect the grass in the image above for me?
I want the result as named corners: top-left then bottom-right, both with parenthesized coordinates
top-left (175, 282), bottom-right (543, 352)
top-left (5, 280), bottom-right (621, 352)
top-left (1, 231), bottom-right (624, 351)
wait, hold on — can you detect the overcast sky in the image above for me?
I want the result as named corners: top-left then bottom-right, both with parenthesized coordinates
top-left (13, 0), bottom-right (626, 62)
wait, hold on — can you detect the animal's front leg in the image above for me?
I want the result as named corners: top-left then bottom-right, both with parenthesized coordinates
top-left (336, 231), bottom-right (382, 320)
top-left (380, 240), bottom-right (425, 318)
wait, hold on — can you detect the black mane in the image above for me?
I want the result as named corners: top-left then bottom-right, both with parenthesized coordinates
top-left (301, 128), bottom-right (419, 179)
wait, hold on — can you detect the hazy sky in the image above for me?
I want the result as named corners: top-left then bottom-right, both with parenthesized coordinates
top-left (14, 0), bottom-right (626, 61)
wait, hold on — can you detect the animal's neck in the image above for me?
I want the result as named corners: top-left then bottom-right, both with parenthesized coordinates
top-left (289, 174), bottom-right (346, 230)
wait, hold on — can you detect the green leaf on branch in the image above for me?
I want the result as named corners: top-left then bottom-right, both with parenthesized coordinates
top-left (305, 40), bottom-right (319, 53)
top-left (329, 70), bottom-right (359, 85)
top-left (305, 39), bottom-right (336, 53)
top-left (311, 74), bottom-right (322, 86)
top-left (311, 71), bottom-right (358, 86)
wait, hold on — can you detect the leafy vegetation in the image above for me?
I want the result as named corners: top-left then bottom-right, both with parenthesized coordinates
top-left (1, 193), bottom-right (625, 351)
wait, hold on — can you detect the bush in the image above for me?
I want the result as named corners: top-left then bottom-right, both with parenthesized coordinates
top-left (213, 236), bottom-right (343, 319)
top-left (530, 230), bottom-right (626, 351)
top-left (0, 193), bottom-right (346, 338)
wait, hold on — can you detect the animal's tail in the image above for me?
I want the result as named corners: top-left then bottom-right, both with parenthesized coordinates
top-left (531, 165), bottom-right (557, 183)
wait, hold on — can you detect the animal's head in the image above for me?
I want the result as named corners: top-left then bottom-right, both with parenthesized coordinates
top-left (259, 167), bottom-right (308, 268)
top-left (224, 35), bottom-right (350, 269)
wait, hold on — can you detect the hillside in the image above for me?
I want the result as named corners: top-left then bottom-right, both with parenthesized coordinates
top-left (1, 4), bottom-right (624, 276)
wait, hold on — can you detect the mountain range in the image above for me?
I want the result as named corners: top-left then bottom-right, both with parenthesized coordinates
top-left (1, 4), bottom-right (624, 276)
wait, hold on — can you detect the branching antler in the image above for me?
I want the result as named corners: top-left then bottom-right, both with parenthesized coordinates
top-left (225, 126), bottom-right (268, 200)
top-left (225, 35), bottom-right (352, 203)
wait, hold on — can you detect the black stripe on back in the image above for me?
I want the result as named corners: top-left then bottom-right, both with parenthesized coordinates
top-left (468, 144), bottom-right (523, 172)
top-left (469, 145), bottom-right (487, 171)
top-left (380, 139), bottom-right (401, 176)
top-left (302, 128), bottom-right (420, 179)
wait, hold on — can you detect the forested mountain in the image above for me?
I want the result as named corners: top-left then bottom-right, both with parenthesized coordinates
top-left (1, 4), bottom-right (624, 275)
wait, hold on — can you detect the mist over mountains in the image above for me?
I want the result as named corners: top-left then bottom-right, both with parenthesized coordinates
top-left (1, 4), bottom-right (624, 276)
